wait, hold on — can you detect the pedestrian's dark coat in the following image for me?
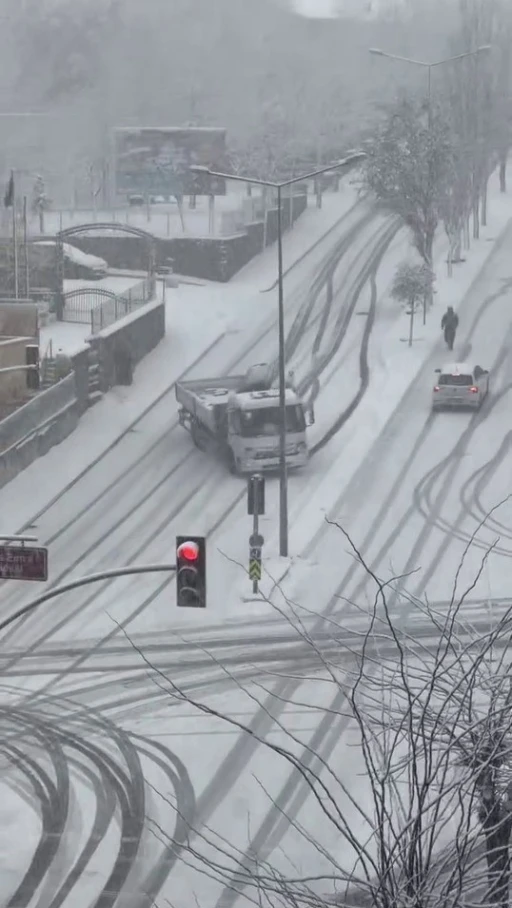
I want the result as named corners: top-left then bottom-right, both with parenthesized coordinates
top-left (441, 308), bottom-right (459, 331)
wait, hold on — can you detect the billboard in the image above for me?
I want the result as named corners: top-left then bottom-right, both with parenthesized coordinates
top-left (112, 127), bottom-right (228, 198)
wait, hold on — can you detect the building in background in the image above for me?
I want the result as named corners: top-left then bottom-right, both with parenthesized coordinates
top-left (112, 127), bottom-right (228, 202)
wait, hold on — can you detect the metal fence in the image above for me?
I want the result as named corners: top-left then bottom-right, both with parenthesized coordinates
top-left (62, 277), bottom-right (153, 332)
top-left (90, 277), bottom-right (153, 334)
top-left (63, 287), bottom-right (114, 325)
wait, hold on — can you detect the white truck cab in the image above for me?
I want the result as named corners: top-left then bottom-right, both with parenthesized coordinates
top-left (432, 362), bottom-right (489, 410)
top-left (227, 387), bottom-right (309, 473)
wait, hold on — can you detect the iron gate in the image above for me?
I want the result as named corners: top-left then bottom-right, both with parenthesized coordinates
top-left (62, 287), bottom-right (120, 326)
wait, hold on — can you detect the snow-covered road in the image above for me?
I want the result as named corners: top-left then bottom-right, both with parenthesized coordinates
top-left (0, 196), bottom-right (406, 907)
top-left (188, 220), bottom-right (512, 906)
top-left (0, 201), bottom-right (400, 642)
top-left (1, 191), bottom-right (511, 906)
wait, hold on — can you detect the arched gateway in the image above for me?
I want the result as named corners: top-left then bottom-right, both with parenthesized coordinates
top-left (54, 222), bottom-right (157, 320)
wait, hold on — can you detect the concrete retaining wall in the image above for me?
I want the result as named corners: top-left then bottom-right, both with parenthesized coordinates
top-left (0, 373), bottom-right (79, 489)
top-left (69, 345), bottom-right (92, 414)
top-left (88, 297), bottom-right (165, 392)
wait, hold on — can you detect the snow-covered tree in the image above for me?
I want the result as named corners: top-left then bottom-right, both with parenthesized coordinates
top-left (391, 260), bottom-right (433, 308)
top-left (391, 259), bottom-right (433, 344)
top-left (364, 98), bottom-right (454, 279)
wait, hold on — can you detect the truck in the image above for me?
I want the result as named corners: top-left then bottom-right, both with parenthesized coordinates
top-left (175, 363), bottom-right (313, 474)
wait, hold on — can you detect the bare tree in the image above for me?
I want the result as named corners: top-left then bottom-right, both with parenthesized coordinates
top-left (439, 142), bottom-right (472, 275)
top-left (488, 3), bottom-right (512, 193)
top-left (120, 521), bottom-right (512, 908)
top-left (444, 0), bottom-right (508, 235)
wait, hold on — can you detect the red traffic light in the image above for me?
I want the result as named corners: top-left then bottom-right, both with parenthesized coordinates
top-left (177, 540), bottom-right (200, 562)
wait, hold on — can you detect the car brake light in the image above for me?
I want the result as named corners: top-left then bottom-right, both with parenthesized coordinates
top-left (469, 386), bottom-right (478, 393)
top-left (433, 386), bottom-right (440, 392)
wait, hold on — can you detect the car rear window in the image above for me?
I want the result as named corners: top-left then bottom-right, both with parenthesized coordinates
top-left (439, 374), bottom-right (473, 386)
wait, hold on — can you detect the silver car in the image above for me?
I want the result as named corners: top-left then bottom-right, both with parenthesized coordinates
top-left (432, 362), bottom-right (489, 410)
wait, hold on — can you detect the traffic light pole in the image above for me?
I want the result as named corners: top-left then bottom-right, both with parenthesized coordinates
top-left (0, 563), bottom-right (177, 634)
top-left (252, 506), bottom-right (260, 595)
top-left (276, 184), bottom-right (288, 558)
top-left (247, 474), bottom-right (265, 595)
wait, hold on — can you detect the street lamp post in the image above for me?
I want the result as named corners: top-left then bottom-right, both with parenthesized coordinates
top-left (191, 154), bottom-right (366, 557)
top-left (369, 47), bottom-right (491, 126)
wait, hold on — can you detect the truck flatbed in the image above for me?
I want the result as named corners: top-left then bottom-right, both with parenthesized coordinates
top-left (176, 376), bottom-right (245, 435)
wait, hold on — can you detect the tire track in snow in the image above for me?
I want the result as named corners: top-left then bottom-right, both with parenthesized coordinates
top-left (1, 701), bottom-right (194, 907)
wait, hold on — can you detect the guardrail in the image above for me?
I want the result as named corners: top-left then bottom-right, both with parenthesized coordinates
top-left (0, 373), bottom-right (76, 453)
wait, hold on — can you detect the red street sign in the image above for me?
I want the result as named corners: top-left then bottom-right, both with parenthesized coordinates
top-left (0, 545), bottom-right (48, 581)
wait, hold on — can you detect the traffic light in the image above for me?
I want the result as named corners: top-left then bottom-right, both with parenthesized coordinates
top-left (176, 535), bottom-right (206, 608)
top-left (25, 344), bottom-right (39, 391)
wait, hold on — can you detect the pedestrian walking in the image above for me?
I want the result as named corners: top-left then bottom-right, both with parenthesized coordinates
top-left (441, 306), bottom-right (459, 351)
